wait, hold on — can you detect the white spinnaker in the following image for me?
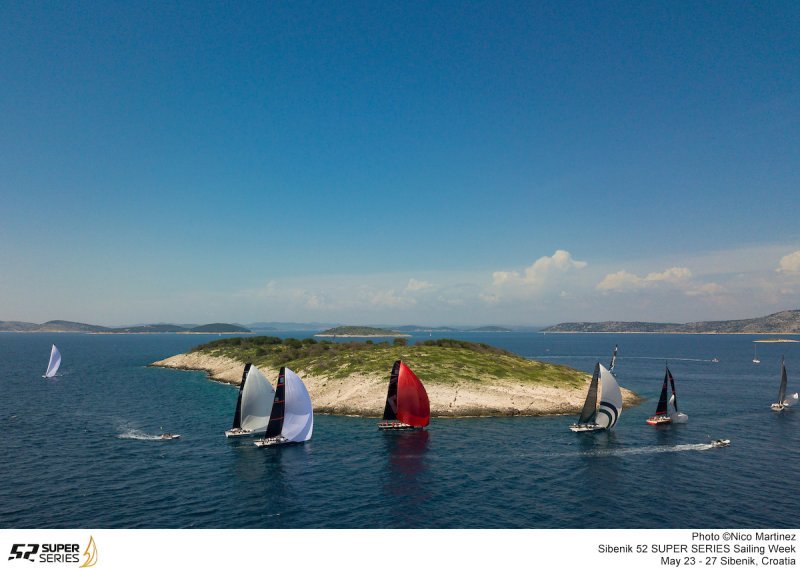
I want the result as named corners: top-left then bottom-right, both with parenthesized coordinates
top-left (785, 392), bottom-right (799, 407)
top-left (45, 344), bottom-right (61, 378)
top-left (281, 368), bottom-right (313, 442)
top-left (240, 366), bottom-right (275, 433)
top-left (594, 364), bottom-right (622, 429)
top-left (668, 394), bottom-right (689, 423)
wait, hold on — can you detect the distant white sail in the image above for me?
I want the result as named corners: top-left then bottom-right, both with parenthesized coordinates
top-left (44, 344), bottom-right (61, 378)
top-left (281, 368), bottom-right (314, 442)
top-left (594, 364), bottom-right (622, 429)
top-left (239, 366), bottom-right (275, 433)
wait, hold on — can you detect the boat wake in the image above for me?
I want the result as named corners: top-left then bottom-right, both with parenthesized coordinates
top-left (117, 428), bottom-right (172, 441)
top-left (533, 355), bottom-right (715, 363)
top-left (576, 443), bottom-right (717, 458)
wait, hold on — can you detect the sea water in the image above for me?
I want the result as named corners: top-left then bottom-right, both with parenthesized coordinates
top-left (0, 331), bottom-right (797, 528)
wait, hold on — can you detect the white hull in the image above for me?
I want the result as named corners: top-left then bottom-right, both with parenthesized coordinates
top-left (569, 423), bottom-right (606, 433)
top-left (254, 435), bottom-right (301, 447)
top-left (770, 403), bottom-right (787, 412)
top-left (711, 439), bottom-right (730, 448)
top-left (225, 428), bottom-right (264, 438)
top-left (378, 421), bottom-right (421, 430)
top-left (160, 434), bottom-right (180, 440)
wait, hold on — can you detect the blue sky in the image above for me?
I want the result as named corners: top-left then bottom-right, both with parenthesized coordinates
top-left (1, 1), bottom-right (799, 326)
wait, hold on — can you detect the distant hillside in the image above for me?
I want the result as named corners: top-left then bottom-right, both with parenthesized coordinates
top-left (315, 326), bottom-right (409, 337)
top-left (543, 310), bottom-right (800, 334)
top-left (187, 323), bottom-right (251, 333)
top-left (37, 320), bottom-right (111, 332)
top-left (113, 324), bottom-right (189, 333)
top-left (392, 325), bottom-right (459, 332)
top-left (0, 320), bottom-right (250, 334)
top-left (468, 326), bottom-right (512, 332)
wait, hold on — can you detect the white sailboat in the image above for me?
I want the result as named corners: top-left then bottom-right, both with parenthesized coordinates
top-left (770, 356), bottom-right (798, 412)
top-left (254, 367), bottom-right (313, 447)
top-left (225, 363), bottom-right (276, 437)
top-left (753, 344), bottom-right (760, 364)
top-left (570, 361), bottom-right (623, 432)
top-left (43, 344), bottom-right (61, 378)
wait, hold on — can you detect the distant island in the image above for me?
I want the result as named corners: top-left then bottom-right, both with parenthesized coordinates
top-left (314, 326), bottom-right (410, 338)
top-left (151, 336), bottom-right (639, 417)
top-left (542, 309), bottom-right (800, 334)
top-left (0, 320), bottom-right (252, 334)
top-left (467, 326), bottom-right (512, 333)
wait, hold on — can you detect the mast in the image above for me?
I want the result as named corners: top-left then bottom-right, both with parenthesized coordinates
top-left (653, 368), bottom-right (670, 416)
top-left (231, 363), bottom-right (252, 429)
top-left (778, 356), bottom-right (788, 405)
top-left (382, 360), bottom-right (401, 420)
top-left (577, 363), bottom-right (600, 424)
top-left (263, 368), bottom-right (286, 439)
top-left (609, 345), bottom-right (618, 373)
top-left (667, 366), bottom-right (679, 412)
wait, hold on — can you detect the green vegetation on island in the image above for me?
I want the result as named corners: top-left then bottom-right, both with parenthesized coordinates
top-left (190, 335), bottom-right (587, 387)
top-left (315, 325), bottom-right (409, 337)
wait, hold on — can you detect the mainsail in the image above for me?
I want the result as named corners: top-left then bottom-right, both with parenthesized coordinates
top-left (667, 366), bottom-right (679, 413)
top-left (653, 368), bottom-right (670, 417)
top-left (577, 363), bottom-right (600, 424)
top-left (594, 364), bottom-right (622, 429)
top-left (609, 345), bottom-right (618, 373)
top-left (263, 369), bottom-right (287, 439)
top-left (44, 344), bottom-right (61, 378)
top-left (231, 363), bottom-right (252, 429)
top-left (239, 365), bottom-right (276, 433)
top-left (382, 361), bottom-right (401, 420)
top-left (778, 356), bottom-right (788, 406)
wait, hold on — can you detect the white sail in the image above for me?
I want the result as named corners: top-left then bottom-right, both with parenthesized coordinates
top-left (239, 366), bottom-right (275, 433)
top-left (281, 368), bottom-right (313, 442)
top-left (44, 344), bottom-right (61, 378)
top-left (785, 392), bottom-right (799, 407)
top-left (594, 364), bottom-right (622, 429)
top-left (668, 394), bottom-right (689, 423)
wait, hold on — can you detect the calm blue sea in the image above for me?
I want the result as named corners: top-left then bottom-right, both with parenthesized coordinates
top-left (0, 331), bottom-right (798, 528)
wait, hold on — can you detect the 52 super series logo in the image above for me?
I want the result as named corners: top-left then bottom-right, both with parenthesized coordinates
top-left (8, 536), bottom-right (97, 566)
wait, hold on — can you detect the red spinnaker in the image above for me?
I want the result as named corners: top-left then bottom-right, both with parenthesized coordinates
top-left (396, 361), bottom-right (430, 427)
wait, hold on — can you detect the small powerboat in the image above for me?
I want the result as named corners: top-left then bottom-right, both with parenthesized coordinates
top-left (711, 439), bottom-right (730, 448)
top-left (160, 433), bottom-right (180, 440)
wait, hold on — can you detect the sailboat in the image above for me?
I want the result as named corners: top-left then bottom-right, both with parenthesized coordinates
top-left (753, 344), bottom-right (761, 364)
top-left (378, 360), bottom-right (430, 430)
top-left (646, 365), bottom-right (688, 425)
top-left (43, 344), bottom-right (61, 378)
top-left (569, 361), bottom-right (623, 432)
top-left (254, 367), bottom-right (313, 447)
top-left (770, 356), bottom-right (799, 412)
top-left (225, 363), bottom-right (276, 437)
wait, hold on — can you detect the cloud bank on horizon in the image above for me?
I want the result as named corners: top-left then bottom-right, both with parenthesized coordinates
top-left (5, 245), bottom-right (797, 327)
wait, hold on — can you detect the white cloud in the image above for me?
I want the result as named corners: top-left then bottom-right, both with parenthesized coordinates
top-left (777, 250), bottom-right (800, 274)
top-left (405, 278), bottom-right (432, 292)
top-left (596, 266), bottom-right (727, 299)
top-left (492, 250), bottom-right (587, 289)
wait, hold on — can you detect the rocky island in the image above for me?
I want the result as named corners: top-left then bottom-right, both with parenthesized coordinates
top-left (151, 336), bottom-right (639, 417)
top-left (314, 325), bottom-right (410, 338)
